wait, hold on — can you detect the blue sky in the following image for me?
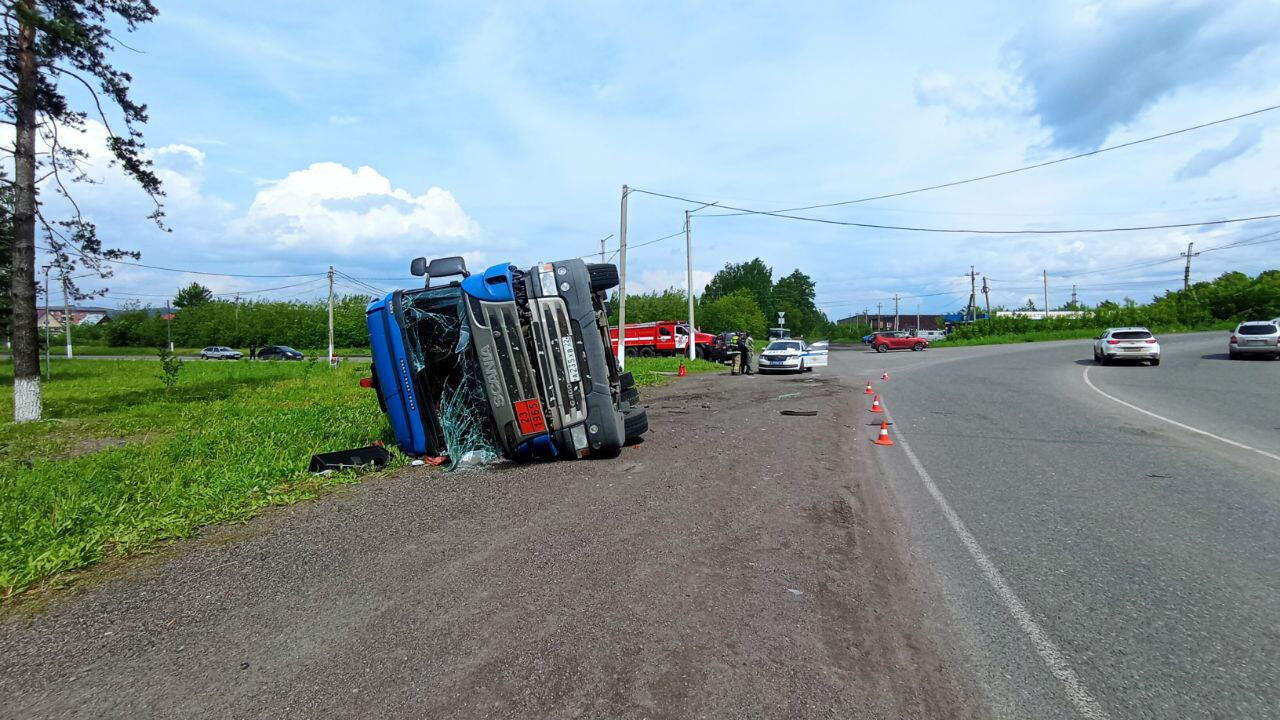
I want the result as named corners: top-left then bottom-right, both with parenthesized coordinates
top-left (42, 0), bottom-right (1280, 319)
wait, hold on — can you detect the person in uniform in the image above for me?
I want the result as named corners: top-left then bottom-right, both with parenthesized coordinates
top-left (737, 333), bottom-right (753, 375)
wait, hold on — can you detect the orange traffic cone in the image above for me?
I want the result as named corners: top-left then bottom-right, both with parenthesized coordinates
top-left (870, 395), bottom-right (883, 413)
top-left (678, 361), bottom-right (687, 377)
top-left (881, 371), bottom-right (890, 381)
top-left (864, 382), bottom-right (874, 395)
top-left (874, 420), bottom-right (894, 446)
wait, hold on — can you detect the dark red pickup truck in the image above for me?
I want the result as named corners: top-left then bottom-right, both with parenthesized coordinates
top-left (870, 331), bottom-right (929, 353)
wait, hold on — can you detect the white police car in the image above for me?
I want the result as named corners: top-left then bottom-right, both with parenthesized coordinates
top-left (757, 339), bottom-right (829, 374)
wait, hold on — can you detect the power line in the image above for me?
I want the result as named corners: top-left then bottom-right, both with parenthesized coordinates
top-left (629, 188), bottom-right (1280, 235)
top-left (35, 244), bottom-right (326, 279)
top-left (703, 102), bottom-right (1280, 216)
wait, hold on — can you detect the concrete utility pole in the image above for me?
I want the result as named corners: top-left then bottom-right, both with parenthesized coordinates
top-left (1043, 270), bottom-right (1049, 317)
top-left (617, 185), bottom-right (629, 369)
top-left (684, 210), bottom-right (696, 361)
top-left (1181, 242), bottom-right (1199, 292)
top-left (234, 293), bottom-right (241, 336)
top-left (893, 293), bottom-right (901, 330)
top-left (981, 276), bottom-right (991, 318)
top-left (42, 265), bottom-right (51, 380)
top-left (1071, 284), bottom-right (1078, 307)
top-left (916, 303), bottom-right (920, 332)
top-left (966, 266), bottom-right (979, 323)
top-left (327, 266), bottom-right (335, 367)
top-left (165, 300), bottom-right (173, 352)
top-left (61, 272), bottom-right (71, 359)
top-left (876, 302), bottom-right (882, 330)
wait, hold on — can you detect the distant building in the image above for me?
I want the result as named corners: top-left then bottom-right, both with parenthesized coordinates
top-left (36, 306), bottom-right (115, 328)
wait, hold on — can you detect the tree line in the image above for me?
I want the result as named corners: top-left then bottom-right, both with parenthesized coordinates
top-left (608, 258), bottom-right (829, 341)
top-left (948, 269), bottom-right (1280, 340)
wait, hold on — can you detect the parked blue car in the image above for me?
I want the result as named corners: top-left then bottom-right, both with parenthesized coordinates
top-left (365, 256), bottom-right (646, 461)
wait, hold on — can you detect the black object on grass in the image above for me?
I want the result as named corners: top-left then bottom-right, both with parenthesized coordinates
top-left (308, 444), bottom-right (392, 474)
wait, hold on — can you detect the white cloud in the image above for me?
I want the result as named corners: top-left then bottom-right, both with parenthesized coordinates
top-left (240, 162), bottom-right (481, 257)
top-left (328, 115), bottom-right (360, 126)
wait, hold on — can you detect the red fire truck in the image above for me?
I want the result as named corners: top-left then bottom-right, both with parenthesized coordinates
top-left (609, 321), bottom-right (715, 358)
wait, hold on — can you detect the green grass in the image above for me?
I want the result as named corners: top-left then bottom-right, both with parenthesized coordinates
top-left (0, 359), bottom-right (396, 599)
top-left (623, 357), bottom-right (722, 387)
top-left (933, 322), bottom-right (1235, 348)
top-left (13, 346), bottom-right (373, 358)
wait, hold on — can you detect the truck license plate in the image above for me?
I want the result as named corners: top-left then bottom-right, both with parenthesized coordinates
top-left (560, 337), bottom-right (581, 382)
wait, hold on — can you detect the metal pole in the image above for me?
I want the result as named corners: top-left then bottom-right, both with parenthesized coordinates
top-left (617, 185), bottom-right (629, 369)
top-left (43, 265), bottom-right (50, 380)
top-left (685, 210), bottom-right (696, 361)
top-left (62, 272), bottom-right (72, 359)
top-left (1043, 269), bottom-right (1049, 318)
top-left (327, 266), bottom-right (335, 367)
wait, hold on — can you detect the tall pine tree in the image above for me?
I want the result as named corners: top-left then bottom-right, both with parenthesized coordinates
top-left (2, 1), bottom-right (164, 420)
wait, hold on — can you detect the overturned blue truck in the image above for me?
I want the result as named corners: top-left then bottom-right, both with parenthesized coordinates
top-left (365, 256), bottom-right (647, 462)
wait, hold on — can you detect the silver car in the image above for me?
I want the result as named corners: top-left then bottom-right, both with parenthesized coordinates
top-left (200, 346), bottom-right (243, 360)
top-left (1228, 321), bottom-right (1280, 359)
top-left (1093, 327), bottom-right (1161, 366)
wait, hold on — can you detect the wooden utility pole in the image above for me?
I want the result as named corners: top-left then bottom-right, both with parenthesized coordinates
top-left (1181, 242), bottom-right (1199, 292)
top-left (327, 266), bottom-right (335, 366)
top-left (965, 266), bottom-right (979, 323)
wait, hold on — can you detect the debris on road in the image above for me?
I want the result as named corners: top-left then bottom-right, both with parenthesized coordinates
top-left (307, 444), bottom-right (391, 474)
top-left (779, 409), bottom-right (819, 416)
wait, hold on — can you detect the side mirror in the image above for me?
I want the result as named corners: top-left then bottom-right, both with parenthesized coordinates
top-left (426, 256), bottom-right (469, 279)
top-left (410, 257), bottom-right (428, 277)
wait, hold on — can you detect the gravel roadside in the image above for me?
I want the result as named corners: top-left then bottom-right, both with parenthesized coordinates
top-left (1, 368), bottom-right (983, 719)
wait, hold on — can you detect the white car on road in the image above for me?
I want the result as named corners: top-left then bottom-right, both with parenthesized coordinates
top-left (1092, 327), bottom-right (1160, 366)
top-left (1228, 321), bottom-right (1280, 359)
top-left (757, 339), bottom-right (829, 374)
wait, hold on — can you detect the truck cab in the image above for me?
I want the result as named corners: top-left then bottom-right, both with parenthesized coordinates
top-left (365, 256), bottom-right (647, 462)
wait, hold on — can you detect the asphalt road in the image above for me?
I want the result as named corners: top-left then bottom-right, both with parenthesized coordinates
top-left (4, 332), bottom-right (1276, 718)
top-left (829, 332), bottom-right (1279, 719)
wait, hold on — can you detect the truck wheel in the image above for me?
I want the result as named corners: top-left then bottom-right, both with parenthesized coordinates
top-left (586, 263), bottom-right (619, 292)
top-left (875, 344), bottom-right (889, 353)
top-left (639, 346), bottom-right (656, 358)
top-left (623, 407), bottom-right (649, 441)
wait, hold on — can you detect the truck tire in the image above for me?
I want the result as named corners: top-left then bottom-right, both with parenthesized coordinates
top-left (639, 346), bottom-right (656, 358)
top-left (619, 371), bottom-right (640, 405)
top-left (623, 406), bottom-right (649, 441)
top-left (586, 263), bottom-right (619, 292)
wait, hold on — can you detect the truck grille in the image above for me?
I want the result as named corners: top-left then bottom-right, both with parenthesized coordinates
top-left (530, 298), bottom-right (587, 427)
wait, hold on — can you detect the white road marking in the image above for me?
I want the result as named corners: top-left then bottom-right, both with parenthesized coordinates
top-left (884, 411), bottom-right (1111, 720)
top-left (1082, 367), bottom-right (1280, 462)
